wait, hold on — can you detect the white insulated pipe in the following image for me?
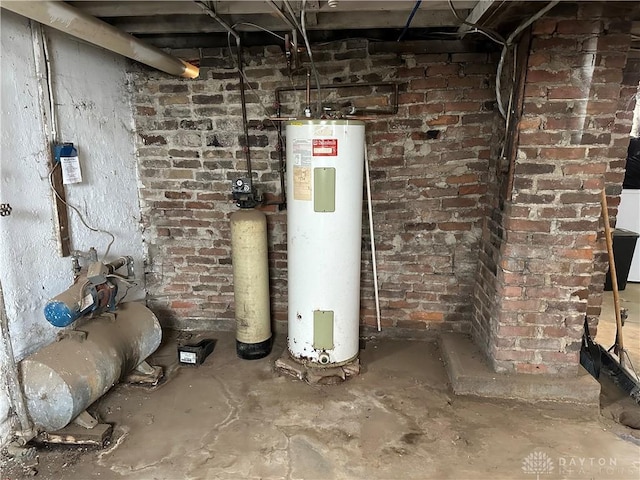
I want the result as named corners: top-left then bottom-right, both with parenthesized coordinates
top-left (2, 1), bottom-right (199, 79)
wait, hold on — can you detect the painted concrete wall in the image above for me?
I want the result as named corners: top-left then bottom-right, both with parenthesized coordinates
top-left (0, 12), bottom-right (144, 446)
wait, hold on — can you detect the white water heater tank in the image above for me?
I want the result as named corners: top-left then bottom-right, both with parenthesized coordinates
top-left (285, 119), bottom-right (365, 366)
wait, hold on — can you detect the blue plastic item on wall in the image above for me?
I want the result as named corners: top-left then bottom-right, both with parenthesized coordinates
top-left (53, 143), bottom-right (77, 163)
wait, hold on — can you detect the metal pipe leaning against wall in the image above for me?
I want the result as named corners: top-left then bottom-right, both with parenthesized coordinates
top-left (2, 1), bottom-right (199, 79)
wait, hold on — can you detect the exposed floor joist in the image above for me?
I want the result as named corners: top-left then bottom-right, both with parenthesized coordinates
top-left (105, 10), bottom-right (470, 35)
top-left (457, 0), bottom-right (501, 34)
top-left (69, 1), bottom-right (477, 17)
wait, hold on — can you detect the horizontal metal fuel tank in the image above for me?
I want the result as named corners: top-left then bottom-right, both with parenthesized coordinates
top-left (20, 301), bottom-right (162, 431)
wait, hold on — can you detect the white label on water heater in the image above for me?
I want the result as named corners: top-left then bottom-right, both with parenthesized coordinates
top-left (60, 156), bottom-right (83, 184)
top-left (293, 167), bottom-right (312, 201)
top-left (292, 139), bottom-right (312, 166)
top-left (312, 139), bottom-right (338, 156)
top-left (313, 125), bottom-right (334, 137)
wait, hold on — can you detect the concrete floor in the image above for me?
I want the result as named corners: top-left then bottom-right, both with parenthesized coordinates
top-left (8, 332), bottom-right (639, 480)
top-left (598, 282), bottom-right (640, 380)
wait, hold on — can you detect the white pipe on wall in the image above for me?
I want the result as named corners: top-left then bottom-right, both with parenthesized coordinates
top-left (364, 142), bottom-right (382, 332)
top-left (2, 1), bottom-right (199, 79)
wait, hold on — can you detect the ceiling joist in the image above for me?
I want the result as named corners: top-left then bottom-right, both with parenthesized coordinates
top-left (457, 0), bottom-right (499, 34)
top-left (69, 1), bottom-right (478, 18)
top-left (105, 10), bottom-right (470, 36)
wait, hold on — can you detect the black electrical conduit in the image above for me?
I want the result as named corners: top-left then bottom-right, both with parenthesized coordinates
top-left (195, 1), bottom-right (252, 183)
top-left (274, 81), bottom-right (399, 116)
top-left (397, 0), bottom-right (422, 42)
top-left (196, 1), bottom-right (400, 210)
top-left (237, 46), bottom-right (253, 184)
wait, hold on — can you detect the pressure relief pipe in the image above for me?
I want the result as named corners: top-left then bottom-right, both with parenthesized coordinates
top-left (2, 1), bottom-right (199, 78)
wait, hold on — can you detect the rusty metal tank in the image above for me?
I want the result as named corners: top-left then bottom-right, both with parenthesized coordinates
top-left (19, 301), bottom-right (162, 431)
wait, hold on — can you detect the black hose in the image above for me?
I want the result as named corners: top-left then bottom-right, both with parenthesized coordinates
top-left (276, 91), bottom-right (286, 209)
top-left (397, 0), bottom-right (422, 42)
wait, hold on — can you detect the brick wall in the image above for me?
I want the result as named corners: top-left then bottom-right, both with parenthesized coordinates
top-left (131, 39), bottom-right (499, 334)
top-left (472, 2), bottom-right (637, 375)
top-left (131, 2), bottom-right (638, 376)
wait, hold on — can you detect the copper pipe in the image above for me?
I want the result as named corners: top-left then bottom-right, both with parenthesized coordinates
top-left (275, 82), bottom-right (399, 115)
top-left (194, 2), bottom-right (252, 181)
top-left (273, 81), bottom-right (398, 208)
top-left (268, 116), bottom-right (379, 121)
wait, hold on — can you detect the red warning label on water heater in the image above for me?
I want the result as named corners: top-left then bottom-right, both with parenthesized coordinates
top-left (312, 139), bottom-right (338, 156)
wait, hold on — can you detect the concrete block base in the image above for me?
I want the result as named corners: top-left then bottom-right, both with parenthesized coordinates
top-left (439, 333), bottom-right (601, 408)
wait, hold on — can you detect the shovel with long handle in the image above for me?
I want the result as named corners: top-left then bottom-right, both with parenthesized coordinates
top-left (600, 189), bottom-right (625, 367)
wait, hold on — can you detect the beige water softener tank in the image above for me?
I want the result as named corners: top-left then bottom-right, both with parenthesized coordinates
top-left (230, 209), bottom-right (272, 359)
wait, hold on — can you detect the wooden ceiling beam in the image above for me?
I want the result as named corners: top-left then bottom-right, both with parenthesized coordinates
top-left (457, 0), bottom-right (500, 34)
top-left (67, 1), bottom-right (203, 17)
top-left (107, 9), bottom-right (470, 35)
top-left (69, 0), bottom-right (477, 17)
